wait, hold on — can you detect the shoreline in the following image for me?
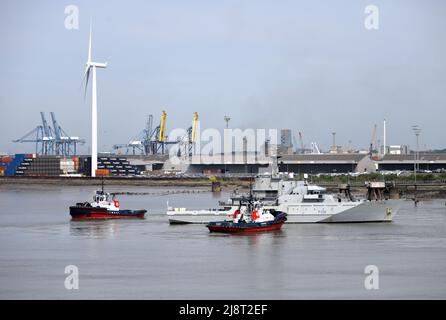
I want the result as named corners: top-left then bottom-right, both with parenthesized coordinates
top-left (0, 176), bottom-right (250, 187)
top-left (1, 176), bottom-right (445, 199)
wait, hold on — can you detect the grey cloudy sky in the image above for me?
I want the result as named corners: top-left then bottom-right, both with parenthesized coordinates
top-left (0, 0), bottom-right (445, 154)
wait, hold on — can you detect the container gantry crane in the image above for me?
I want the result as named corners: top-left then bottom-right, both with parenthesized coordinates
top-left (13, 112), bottom-right (84, 155)
top-left (113, 111), bottom-right (187, 155)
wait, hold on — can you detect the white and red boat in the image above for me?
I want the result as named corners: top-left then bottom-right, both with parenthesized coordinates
top-left (206, 199), bottom-right (287, 233)
top-left (70, 187), bottom-right (146, 220)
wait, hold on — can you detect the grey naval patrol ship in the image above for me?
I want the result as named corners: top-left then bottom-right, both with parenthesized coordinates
top-left (167, 170), bottom-right (402, 224)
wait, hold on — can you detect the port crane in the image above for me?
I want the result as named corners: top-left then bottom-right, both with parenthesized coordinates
top-left (176, 112), bottom-right (199, 158)
top-left (50, 112), bottom-right (82, 155)
top-left (113, 111), bottom-right (199, 156)
top-left (114, 111), bottom-right (168, 155)
top-left (13, 112), bottom-right (84, 155)
top-left (40, 112), bottom-right (54, 154)
top-left (310, 142), bottom-right (321, 154)
top-left (12, 123), bottom-right (46, 155)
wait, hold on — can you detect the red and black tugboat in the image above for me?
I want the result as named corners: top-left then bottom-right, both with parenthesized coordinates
top-left (206, 198), bottom-right (287, 233)
top-left (69, 181), bottom-right (147, 220)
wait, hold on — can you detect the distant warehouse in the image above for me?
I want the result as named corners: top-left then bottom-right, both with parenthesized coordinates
top-left (278, 154), bottom-right (376, 174)
top-left (186, 153), bottom-right (376, 175)
top-left (378, 154), bottom-right (446, 172)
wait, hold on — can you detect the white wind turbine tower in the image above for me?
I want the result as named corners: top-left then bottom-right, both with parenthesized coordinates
top-left (83, 24), bottom-right (107, 177)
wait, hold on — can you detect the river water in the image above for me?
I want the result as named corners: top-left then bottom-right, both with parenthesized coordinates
top-left (0, 185), bottom-right (445, 299)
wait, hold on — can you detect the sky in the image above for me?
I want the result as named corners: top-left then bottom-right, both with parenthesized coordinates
top-left (0, 0), bottom-right (445, 154)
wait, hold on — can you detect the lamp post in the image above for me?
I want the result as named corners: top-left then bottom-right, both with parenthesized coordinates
top-left (411, 125), bottom-right (421, 206)
top-left (224, 116), bottom-right (231, 129)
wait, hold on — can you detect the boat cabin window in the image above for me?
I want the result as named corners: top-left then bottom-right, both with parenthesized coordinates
top-left (94, 193), bottom-right (112, 202)
top-left (307, 189), bottom-right (325, 195)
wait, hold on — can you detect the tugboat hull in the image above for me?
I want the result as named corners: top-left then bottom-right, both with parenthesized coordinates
top-left (207, 221), bottom-right (285, 233)
top-left (70, 206), bottom-right (146, 220)
top-left (207, 213), bottom-right (287, 233)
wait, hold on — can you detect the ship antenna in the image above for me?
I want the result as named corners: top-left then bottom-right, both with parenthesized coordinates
top-left (249, 179), bottom-right (252, 199)
top-left (249, 167), bottom-right (254, 202)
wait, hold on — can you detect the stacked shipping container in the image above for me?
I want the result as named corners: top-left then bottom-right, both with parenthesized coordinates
top-left (15, 155), bottom-right (62, 176)
top-left (60, 158), bottom-right (77, 175)
top-left (1, 155), bottom-right (139, 177)
top-left (2, 154), bottom-right (30, 176)
top-left (0, 155), bottom-right (12, 176)
top-left (80, 156), bottom-right (139, 176)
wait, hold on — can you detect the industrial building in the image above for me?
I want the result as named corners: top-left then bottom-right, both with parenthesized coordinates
top-left (186, 152), bottom-right (270, 175)
top-left (185, 153), bottom-right (376, 175)
top-left (186, 153), bottom-right (446, 176)
top-left (277, 154), bottom-right (376, 174)
top-left (3, 152), bottom-right (446, 178)
top-left (378, 154), bottom-right (446, 171)
top-left (124, 155), bottom-right (168, 172)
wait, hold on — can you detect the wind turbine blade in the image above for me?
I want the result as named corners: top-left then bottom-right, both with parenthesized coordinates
top-left (79, 66), bottom-right (87, 91)
top-left (84, 68), bottom-right (90, 100)
top-left (81, 66), bottom-right (90, 100)
top-left (88, 23), bottom-right (92, 63)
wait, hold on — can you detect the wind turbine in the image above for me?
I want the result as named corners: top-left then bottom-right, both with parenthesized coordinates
top-left (83, 24), bottom-right (107, 177)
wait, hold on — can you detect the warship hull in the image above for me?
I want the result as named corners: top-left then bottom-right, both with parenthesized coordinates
top-left (167, 199), bottom-right (402, 224)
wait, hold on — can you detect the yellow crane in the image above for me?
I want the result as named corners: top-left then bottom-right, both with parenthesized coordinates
top-left (191, 112), bottom-right (199, 144)
top-left (158, 111), bottom-right (167, 142)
